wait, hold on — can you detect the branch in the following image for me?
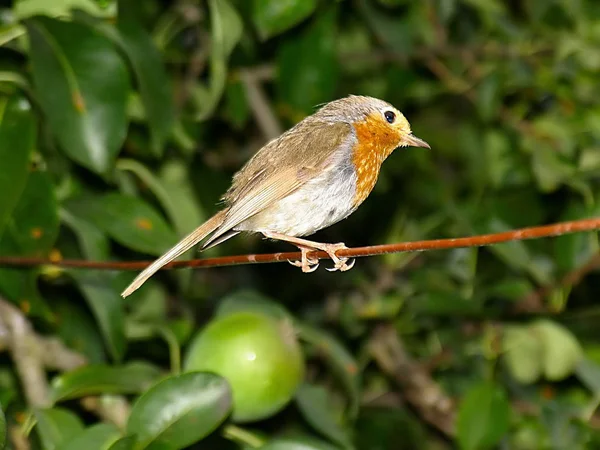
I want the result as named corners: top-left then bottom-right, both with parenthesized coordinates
top-left (369, 324), bottom-right (456, 437)
top-left (0, 218), bottom-right (597, 271)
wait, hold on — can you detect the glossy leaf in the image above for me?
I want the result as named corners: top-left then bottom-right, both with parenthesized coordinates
top-left (126, 372), bottom-right (232, 450)
top-left (456, 383), bottom-right (510, 450)
top-left (51, 362), bottom-right (162, 402)
top-left (107, 436), bottom-right (138, 450)
top-left (35, 407), bottom-right (85, 450)
top-left (295, 383), bottom-right (352, 448)
top-left (26, 16), bottom-right (129, 174)
top-left (56, 423), bottom-right (120, 450)
top-left (252, 0), bottom-right (317, 39)
top-left (0, 95), bottom-right (35, 239)
top-left (117, 2), bottom-right (174, 155)
top-left (69, 270), bottom-right (126, 362)
top-left (259, 435), bottom-right (339, 450)
top-left (64, 193), bottom-right (177, 255)
top-left (277, 6), bottom-right (338, 114)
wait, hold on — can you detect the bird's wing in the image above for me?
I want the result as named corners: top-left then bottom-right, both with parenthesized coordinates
top-left (203, 121), bottom-right (352, 246)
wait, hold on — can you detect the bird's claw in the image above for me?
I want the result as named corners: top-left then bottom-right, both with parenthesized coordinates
top-left (288, 247), bottom-right (319, 273)
top-left (322, 243), bottom-right (355, 272)
top-left (326, 257), bottom-right (355, 272)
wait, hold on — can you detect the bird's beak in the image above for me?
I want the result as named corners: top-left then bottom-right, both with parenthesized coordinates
top-left (404, 134), bottom-right (430, 149)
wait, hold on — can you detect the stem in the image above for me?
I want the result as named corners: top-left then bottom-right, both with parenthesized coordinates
top-left (222, 424), bottom-right (265, 448)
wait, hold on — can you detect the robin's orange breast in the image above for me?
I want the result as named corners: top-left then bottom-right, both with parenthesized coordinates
top-left (351, 116), bottom-right (400, 207)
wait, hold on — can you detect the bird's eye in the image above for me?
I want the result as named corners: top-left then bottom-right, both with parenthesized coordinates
top-left (384, 110), bottom-right (396, 124)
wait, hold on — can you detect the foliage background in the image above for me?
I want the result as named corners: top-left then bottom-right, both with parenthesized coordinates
top-left (1, 0), bottom-right (600, 448)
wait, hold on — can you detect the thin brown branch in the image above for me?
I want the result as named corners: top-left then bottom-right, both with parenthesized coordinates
top-left (0, 299), bottom-right (50, 408)
top-left (515, 251), bottom-right (600, 313)
top-left (369, 324), bottom-right (456, 437)
top-left (0, 218), bottom-right (597, 272)
top-left (237, 67), bottom-right (283, 140)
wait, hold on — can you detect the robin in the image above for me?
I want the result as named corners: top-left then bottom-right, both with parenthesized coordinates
top-left (122, 95), bottom-right (429, 297)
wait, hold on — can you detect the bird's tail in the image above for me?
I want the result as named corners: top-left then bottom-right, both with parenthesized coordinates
top-left (121, 209), bottom-right (227, 298)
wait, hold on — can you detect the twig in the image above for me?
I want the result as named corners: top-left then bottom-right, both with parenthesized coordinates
top-left (0, 217), bottom-right (597, 272)
top-left (237, 67), bottom-right (283, 140)
top-left (80, 396), bottom-right (131, 429)
top-left (515, 251), bottom-right (600, 313)
top-left (0, 300), bottom-right (50, 408)
top-left (369, 324), bottom-right (456, 436)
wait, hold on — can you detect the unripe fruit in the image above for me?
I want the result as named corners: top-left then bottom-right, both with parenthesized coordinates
top-left (184, 311), bottom-right (305, 422)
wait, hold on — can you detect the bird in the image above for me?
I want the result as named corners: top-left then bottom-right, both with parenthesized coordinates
top-left (121, 95), bottom-right (429, 298)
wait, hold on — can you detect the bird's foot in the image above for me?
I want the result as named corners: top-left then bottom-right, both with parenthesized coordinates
top-left (321, 242), bottom-right (355, 272)
top-left (288, 246), bottom-right (319, 273)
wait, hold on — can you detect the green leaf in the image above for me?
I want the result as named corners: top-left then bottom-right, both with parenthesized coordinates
top-left (51, 362), bottom-right (162, 402)
top-left (116, 2), bottom-right (174, 155)
top-left (456, 383), bottom-right (510, 450)
top-left (553, 200), bottom-right (598, 273)
top-left (277, 6), bottom-right (338, 114)
top-left (224, 79), bottom-right (250, 129)
top-left (64, 193), bottom-right (177, 256)
top-left (2, 170), bottom-right (59, 256)
top-left (476, 73), bottom-right (501, 122)
top-left (193, 0), bottom-right (243, 121)
top-left (56, 423), bottom-right (120, 450)
top-left (0, 95), bottom-right (35, 239)
top-left (25, 16), bottom-right (130, 174)
top-left (259, 435), bottom-right (339, 450)
top-left (14, 0), bottom-right (112, 19)
top-left (35, 407), bottom-right (85, 450)
top-left (54, 299), bottom-right (106, 363)
top-left (252, 0), bottom-right (317, 39)
top-left (59, 208), bottom-right (110, 261)
top-left (502, 325), bottom-right (543, 384)
top-left (69, 270), bottom-right (126, 362)
top-left (0, 406), bottom-right (5, 450)
top-left (107, 436), bottom-right (138, 450)
top-left (0, 170), bottom-right (58, 320)
top-left (575, 358), bottom-right (600, 394)
top-left (126, 372), bottom-right (232, 450)
top-left (296, 323), bottom-right (360, 418)
top-left (295, 383), bottom-right (352, 449)
top-left (532, 319), bottom-right (583, 381)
